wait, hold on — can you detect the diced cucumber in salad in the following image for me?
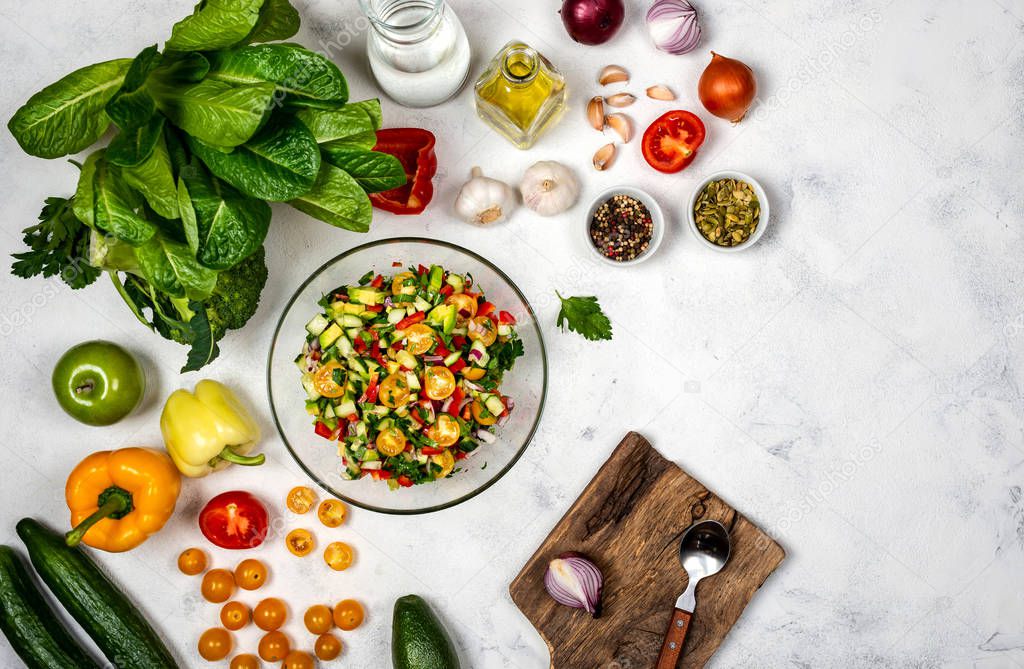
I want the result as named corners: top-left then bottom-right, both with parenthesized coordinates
top-left (296, 264), bottom-right (525, 489)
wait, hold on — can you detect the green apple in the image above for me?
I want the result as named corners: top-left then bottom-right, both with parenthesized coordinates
top-left (52, 341), bottom-right (146, 426)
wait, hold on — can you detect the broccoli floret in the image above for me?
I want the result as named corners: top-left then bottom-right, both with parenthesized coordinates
top-left (205, 246), bottom-right (268, 340)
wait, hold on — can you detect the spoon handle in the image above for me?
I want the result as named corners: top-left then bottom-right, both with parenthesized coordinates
top-left (655, 607), bottom-right (693, 668)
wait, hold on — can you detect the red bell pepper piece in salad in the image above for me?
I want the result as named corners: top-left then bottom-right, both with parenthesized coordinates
top-left (397, 475), bottom-right (414, 488)
top-left (477, 301), bottom-right (495, 318)
top-left (396, 312), bottom-right (426, 329)
top-left (499, 310), bottom-right (517, 325)
top-left (364, 373), bottom-right (380, 403)
top-left (314, 421), bottom-right (334, 440)
top-left (369, 274), bottom-right (384, 288)
top-left (369, 128), bottom-right (437, 215)
top-left (447, 357), bottom-right (466, 373)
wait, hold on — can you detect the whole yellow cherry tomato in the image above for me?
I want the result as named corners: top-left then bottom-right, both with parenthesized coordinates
top-left (304, 604), bottom-right (334, 635)
top-left (198, 627), bottom-right (232, 661)
top-left (220, 601), bottom-right (250, 631)
top-left (258, 631), bottom-right (290, 662)
top-left (234, 559), bottom-right (268, 591)
top-left (201, 569), bottom-right (235, 603)
top-left (424, 366), bottom-right (456, 400)
top-left (467, 316), bottom-right (497, 346)
top-left (432, 449), bottom-right (456, 479)
top-left (285, 529), bottom-right (315, 557)
top-left (315, 633), bottom-right (343, 661)
top-left (332, 599), bottom-right (364, 631)
top-left (391, 271), bottom-right (417, 296)
top-left (446, 293), bottom-right (477, 326)
top-left (317, 499), bottom-right (347, 528)
top-left (378, 373), bottom-right (411, 409)
top-left (313, 361), bottom-right (347, 399)
top-left (426, 413), bottom-right (460, 447)
top-left (283, 650), bottom-right (314, 669)
top-left (324, 542), bottom-right (354, 571)
top-left (253, 597), bottom-right (288, 632)
top-left (376, 426), bottom-right (407, 457)
top-left (471, 400), bottom-right (498, 426)
top-left (178, 547), bottom-right (206, 576)
top-left (403, 323), bottom-right (436, 356)
top-left (286, 486), bottom-right (317, 514)
top-left (230, 654), bottom-right (260, 669)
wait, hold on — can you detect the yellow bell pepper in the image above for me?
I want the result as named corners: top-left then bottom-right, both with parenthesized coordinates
top-left (160, 379), bottom-right (263, 478)
top-left (65, 447), bottom-right (181, 552)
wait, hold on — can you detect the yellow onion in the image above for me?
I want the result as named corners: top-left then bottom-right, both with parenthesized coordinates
top-left (697, 52), bottom-right (757, 122)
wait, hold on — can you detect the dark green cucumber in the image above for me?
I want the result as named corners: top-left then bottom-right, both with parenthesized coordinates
top-left (0, 545), bottom-right (100, 669)
top-left (16, 518), bottom-right (178, 669)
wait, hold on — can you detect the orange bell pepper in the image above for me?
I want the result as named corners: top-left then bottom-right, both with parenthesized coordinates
top-left (64, 447), bottom-right (181, 553)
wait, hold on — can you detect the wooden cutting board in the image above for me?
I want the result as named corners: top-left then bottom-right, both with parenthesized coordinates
top-left (510, 432), bottom-right (785, 668)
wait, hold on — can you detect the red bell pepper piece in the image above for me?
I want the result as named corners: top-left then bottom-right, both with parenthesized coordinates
top-left (477, 301), bottom-right (495, 317)
top-left (449, 387), bottom-right (465, 410)
top-left (451, 335), bottom-right (467, 349)
top-left (498, 310), bottom-right (517, 325)
top-left (396, 312), bottom-right (425, 329)
top-left (353, 337), bottom-right (367, 354)
top-left (439, 284), bottom-right (453, 297)
top-left (421, 447), bottom-right (444, 456)
top-left (364, 373), bottom-right (380, 403)
top-left (417, 264), bottom-right (428, 275)
top-left (448, 358), bottom-right (466, 373)
top-left (314, 422), bottom-right (334, 440)
top-left (397, 475), bottom-right (414, 488)
top-left (370, 274), bottom-right (384, 288)
top-left (455, 451), bottom-right (467, 460)
top-left (377, 469), bottom-right (393, 480)
top-left (369, 128), bottom-right (438, 215)
top-left (364, 304), bottom-right (383, 313)
top-left (433, 342), bottom-right (450, 357)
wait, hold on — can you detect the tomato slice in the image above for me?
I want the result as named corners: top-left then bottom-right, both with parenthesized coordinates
top-left (641, 110), bottom-right (706, 173)
top-left (199, 491), bottom-right (269, 549)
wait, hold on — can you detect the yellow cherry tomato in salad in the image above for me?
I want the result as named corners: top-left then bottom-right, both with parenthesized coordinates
top-left (304, 604), bottom-right (334, 635)
top-left (376, 426), bottom-right (407, 456)
top-left (198, 627), bottom-right (233, 661)
top-left (313, 361), bottom-right (347, 398)
top-left (391, 271), bottom-right (417, 296)
top-left (378, 373), bottom-right (411, 408)
top-left (201, 569), bottom-right (235, 603)
top-left (426, 413), bottom-right (460, 447)
top-left (253, 597), bottom-right (288, 631)
top-left (468, 316), bottom-right (497, 346)
top-left (324, 541), bottom-right (355, 571)
top-left (332, 599), bottom-right (364, 631)
top-left (446, 293), bottom-right (477, 326)
top-left (283, 650), bottom-right (314, 669)
top-left (285, 529), bottom-right (315, 557)
top-left (234, 559), bottom-right (268, 590)
top-left (471, 400), bottom-right (498, 426)
top-left (432, 449), bottom-right (456, 479)
top-left (286, 485), bottom-right (317, 514)
top-left (220, 601), bottom-right (250, 631)
top-left (424, 366), bottom-right (456, 400)
top-left (178, 547), bottom-right (206, 575)
top-left (258, 631), bottom-right (290, 662)
top-left (315, 633), bottom-right (343, 661)
top-left (230, 654), bottom-right (260, 669)
top-left (317, 499), bottom-right (347, 528)
top-left (403, 323), bottom-right (436, 355)
top-left (461, 366), bottom-right (486, 381)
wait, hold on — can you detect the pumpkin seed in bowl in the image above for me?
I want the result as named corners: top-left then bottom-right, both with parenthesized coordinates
top-left (693, 178), bottom-right (761, 247)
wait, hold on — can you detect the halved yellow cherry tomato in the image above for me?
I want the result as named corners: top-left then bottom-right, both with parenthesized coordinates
top-left (198, 627), bottom-right (232, 661)
top-left (426, 414), bottom-right (460, 447)
top-left (324, 542), bottom-right (354, 571)
top-left (391, 271), bottom-right (417, 296)
top-left (313, 361), bottom-right (347, 398)
top-left (378, 373), bottom-right (411, 408)
top-left (286, 486), bottom-right (316, 514)
top-left (178, 547), bottom-right (206, 576)
top-left (424, 366), bottom-right (456, 400)
top-left (404, 323), bottom-right (436, 355)
top-left (317, 499), bottom-right (347, 528)
top-left (461, 367), bottom-right (486, 381)
top-left (446, 293), bottom-right (477, 326)
top-left (376, 426), bottom-right (407, 456)
top-left (432, 449), bottom-right (456, 479)
top-left (332, 599), bottom-right (364, 631)
top-left (468, 316), bottom-right (497, 346)
top-left (471, 400), bottom-right (498, 426)
top-left (315, 633), bottom-right (343, 661)
top-left (285, 529), bottom-right (315, 557)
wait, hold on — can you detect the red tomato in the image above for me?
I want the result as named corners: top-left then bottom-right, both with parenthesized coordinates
top-left (199, 491), bottom-right (269, 550)
top-left (641, 110), bottom-right (706, 173)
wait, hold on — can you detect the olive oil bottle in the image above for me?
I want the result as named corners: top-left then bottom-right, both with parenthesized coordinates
top-left (473, 41), bottom-right (567, 149)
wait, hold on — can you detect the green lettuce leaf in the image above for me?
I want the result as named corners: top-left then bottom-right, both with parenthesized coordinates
top-left (289, 163), bottom-right (372, 232)
top-left (150, 78), bottom-right (274, 148)
top-left (166, 0), bottom-right (264, 51)
top-left (207, 43), bottom-right (348, 109)
top-left (181, 163), bottom-right (271, 270)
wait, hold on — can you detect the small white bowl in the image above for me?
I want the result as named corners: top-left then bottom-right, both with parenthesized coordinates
top-left (686, 171), bottom-right (770, 253)
top-left (582, 186), bottom-right (665, 266)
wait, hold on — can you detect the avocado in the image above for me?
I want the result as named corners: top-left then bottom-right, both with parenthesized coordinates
top-left (347, 286), bottom-right (387, 305)
top-left (427, 304), bottom-right (457, 334)
top-left (392, 595), bottom-right (461, 669)
top-left (318, 322), bottom-right (344, 349)
top-left (427, 265), bottom-right (444, 292)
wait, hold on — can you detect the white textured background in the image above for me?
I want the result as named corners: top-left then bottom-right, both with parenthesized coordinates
top-left (1, 0), bottom-right (1023, 667)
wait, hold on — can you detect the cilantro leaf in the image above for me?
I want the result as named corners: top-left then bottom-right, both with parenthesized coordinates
top-left (555, 291), bottom-right (613, 341)
top-left (11, 196), bottom-right (99, 289)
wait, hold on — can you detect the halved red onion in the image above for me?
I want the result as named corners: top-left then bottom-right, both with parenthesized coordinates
top-left (646, 0), bottom-right (701, 55)
top-left (544, 552), bottom-right (603, 617)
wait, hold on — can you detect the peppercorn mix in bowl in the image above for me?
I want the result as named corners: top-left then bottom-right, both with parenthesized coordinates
top-left (583, 186), bottom-right (665, 266)
top-left (687, 171), bottom-right (770, 252)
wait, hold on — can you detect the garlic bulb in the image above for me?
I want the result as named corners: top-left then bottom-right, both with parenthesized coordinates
top-left (454, 167), bottom-right (516, 225)
top-left (519, 161), bottom-right (580, 216)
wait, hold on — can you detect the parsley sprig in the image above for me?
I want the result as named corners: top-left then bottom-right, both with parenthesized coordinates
top-left (555, 291), bottom-right (613, 341)
top-left (12, 196), bottom-right (99, 289)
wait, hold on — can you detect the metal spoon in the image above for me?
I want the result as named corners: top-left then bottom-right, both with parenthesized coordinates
top-left (655, 519), bottom-right (732, 668)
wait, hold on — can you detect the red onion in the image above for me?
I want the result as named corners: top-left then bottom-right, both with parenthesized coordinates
top-left (476, 430), bottom-right (496, 444)
top-left (544, 552), bottom-right (603, 617)
top-left (646, 0), bottom-right (700, 55)
top-left (560, 0), bottom-right (624, 45)
top-left (441, 397), bottom-right (454, 413)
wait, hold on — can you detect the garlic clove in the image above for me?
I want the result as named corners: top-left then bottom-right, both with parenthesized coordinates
top-left (587, 96), bottom-right (605, 131)
top-left (593, 143), bottom-right (616, 171)
top-left (604, 113), bottom-right (632, 143)
top-left (646, 84), bottom-right (676, 100)
top-left (598, 65), bottom-right (629, 86)
top-left (604, 93), bottom-right (636, 108)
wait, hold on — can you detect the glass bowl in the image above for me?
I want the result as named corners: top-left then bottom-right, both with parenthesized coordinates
top-left (267, 238), bottom-right (548, 514)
